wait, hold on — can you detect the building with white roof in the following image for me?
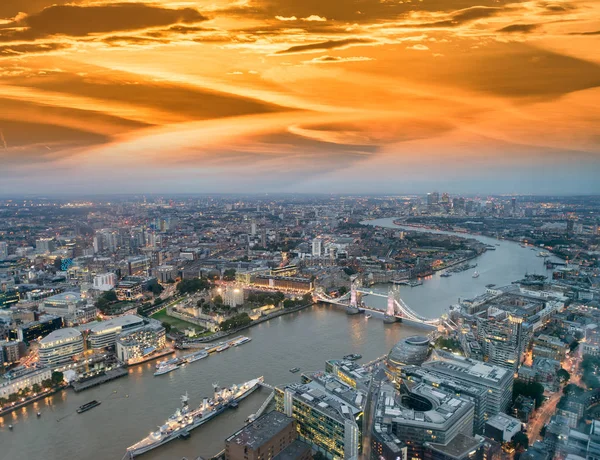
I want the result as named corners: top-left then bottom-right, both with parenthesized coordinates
top-left (423, 350), bottom-right (514, 417)
top-left (87, 315), bottom-right (145, 349)
top-left (39, 328), bottom-right (84, 366)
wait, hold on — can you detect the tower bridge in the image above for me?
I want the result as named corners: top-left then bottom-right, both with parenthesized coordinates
top-left (314, 278), bottom-right (444, 329)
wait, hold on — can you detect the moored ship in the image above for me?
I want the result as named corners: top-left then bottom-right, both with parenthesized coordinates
top-left (154, 363), bottom-right (179, 376)
top-left (77, 400), bottom-right (101, 414)
top-left (126, 377), bottom-right (263, 458)
top-left (232, 337), bottom-right (251, 346)
top-left (182, 350), bottom-right (208, 364)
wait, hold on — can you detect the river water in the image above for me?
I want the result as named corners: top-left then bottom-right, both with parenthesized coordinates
top-left (0, 218), bottom-right (555, 460)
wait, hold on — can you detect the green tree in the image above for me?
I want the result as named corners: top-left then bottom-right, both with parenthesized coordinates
top-left (177, 278), bottom-right (210, 295)
top-left (51, 371), bottom-right (64, 386)
top-left (32, 383), bottom-right (42, 394)
top-left (223, 269), bottom-right (236, 281)
top-left (283, 299), bottom-right (295, 309)
top-left (557, 368), bottom-right (570, 383)
top-left (513, 431), bottom-right (529, 451)
top-left (162, 322), bottom-right (172, 333)
top-left (147, 280), bottom-right (164, 295)
top-left (338, 286), bottom-right (348, 296)
top-left (213, 295), bottom-right (223, 305)
top-left (219, 313), bottom-right (252, 331)
top-left (513, 380), bottom-right (545, 408)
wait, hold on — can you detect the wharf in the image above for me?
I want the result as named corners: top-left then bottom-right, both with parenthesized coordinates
top-left (127, 348), bottom-right (175, 367)
top-left (71, 368), bottom-right (128, 392)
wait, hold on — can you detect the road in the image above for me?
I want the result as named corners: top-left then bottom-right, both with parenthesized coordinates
top-left (528, 349), bottom-right (582, 443)
top-left (528, 391), bottom-right (562, 443)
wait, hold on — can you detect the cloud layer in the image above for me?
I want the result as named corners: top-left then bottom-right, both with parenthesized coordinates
top-left (0, 0), bottom-right (599, 194)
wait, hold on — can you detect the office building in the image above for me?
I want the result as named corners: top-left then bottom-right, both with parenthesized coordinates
top-left (1, 340), bottom-right (20, 364)
top-left (41, 292), bottom-right (85, 318)
top-left (155, 265), bottom-right (175, 283)
top-left (423, 351), bottom-right (513, 417)
top-left (88, 314), bottom-right (145, 350)
top-left (0, 367), bottom-right (52, 399)
top-left (36, 238), bottom-right (56, 254)
top-left (588, 420), bottom-right (600, 460)
top-left (532, 334), bottom-right (568, 361)
top-left (276, 372), bottom-right (365, 459)
top-left (484, 413), bottom-right (522, 443)
top-left (225, 411), bottom-right (311, 460)
top-left (12, 315), bottom-right (63, 343)
top-left (115, 279), bottom-right (143, 300)
top-left (0, 289), bottom-right (19, 308)
top-left (401, 365), bottom-right (489, 434)
top-left (374, 380), bottom-right (474, 460)
top-left (93, 273), bottom-right (117, 291)
top-left (475, 312), bottom-right (525, 372)
top-left (39, 328), bottom-right (84, 365)
top-left (116, 321), bottom-right (166, 364)
top-left (312, 238), bottom-right (322, 257)
top-left (325, 359), bottom-right (371, 390)
top-left (252, 276), bottom-right (313, 293)
top-left (387, 335), bottom-right (431, 373)
top-left (0, 241), bottom-right (8, 259)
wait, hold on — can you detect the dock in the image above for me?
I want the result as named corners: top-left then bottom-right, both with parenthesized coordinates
top-left (71, 368), bottom-right (128, 392)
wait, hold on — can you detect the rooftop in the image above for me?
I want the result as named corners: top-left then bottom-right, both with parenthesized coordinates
top-left (39, 327), bottom-right (81, 345)
top-left (424, 351), bottom-right (510, 387)
top-left (44, 292), bottom-right (81, 303)
top-left (486, 413), bottom-right (521, 433)
top-left (427, 433), bottom-right (483, 459)
top-left (89, 315), bottom-right (144, 334)
top-left (226, 411), bottom-right (294, 448)
top-left (273, 439), bottom-right (312, 460)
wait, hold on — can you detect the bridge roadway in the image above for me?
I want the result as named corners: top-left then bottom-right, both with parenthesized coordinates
top-left (314, 291), bottom-right (439, 329)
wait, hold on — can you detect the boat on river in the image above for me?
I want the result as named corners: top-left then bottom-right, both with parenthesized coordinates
top-left (77, 400), bottom-right (101, 414)
top-left (126, 377), bottom-right (263, 458)
top-left (472, 271), bottom-right (480, 278)
top-left (154, 363), bottom-right (179, 376)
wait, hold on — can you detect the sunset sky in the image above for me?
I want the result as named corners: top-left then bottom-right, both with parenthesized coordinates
top-left (0, 0), bottom-right (599, 195)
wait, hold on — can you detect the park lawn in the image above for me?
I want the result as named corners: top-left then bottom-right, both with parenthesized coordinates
top-left (151, 309), bottom-right (206, 335)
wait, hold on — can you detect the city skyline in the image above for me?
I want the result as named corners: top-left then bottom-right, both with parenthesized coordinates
top-left (0, 0), bottom-right (599, 194)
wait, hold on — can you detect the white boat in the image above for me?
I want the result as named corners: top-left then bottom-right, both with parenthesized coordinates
top-left (365, 314), bottom-right (372, 319)
top-left (216, 344), bottom-right (230, 352)
top-left (182, 350), bottom-right (208, 364)
top-left (126, 377), bottom-right (263, 457)
top-left (232, 337), bottom-right (251, 346)
top-left (472, 271), bottom-right (480, 278)
top-left (154, 363), bottom-right (179, 376)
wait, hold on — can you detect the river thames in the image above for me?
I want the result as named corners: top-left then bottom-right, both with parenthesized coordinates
top-left (0, 217), bottom-right (555, 460)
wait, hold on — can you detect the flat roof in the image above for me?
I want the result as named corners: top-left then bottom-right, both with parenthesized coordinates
top-left (486, 413), bottom-right (521, 432)
top-left (273, 439), bottom-right (312, 460)
top-left (45, 292), bottom-right (81, 302)
top-left (40, 327), bottom-right (81, 344)
top-left (89, 315), bottom-right (144, 334)
top-left (226, 411), bottom-right (294, 448)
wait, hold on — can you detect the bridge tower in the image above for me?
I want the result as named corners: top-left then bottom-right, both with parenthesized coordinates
top-left (347, 276), bottom-right (363, 315)
top-left (384, 285), bottom-right (400, 324)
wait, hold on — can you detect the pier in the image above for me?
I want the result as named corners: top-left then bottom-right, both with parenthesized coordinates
top-left (71, 368), bottom-right (128, 392)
